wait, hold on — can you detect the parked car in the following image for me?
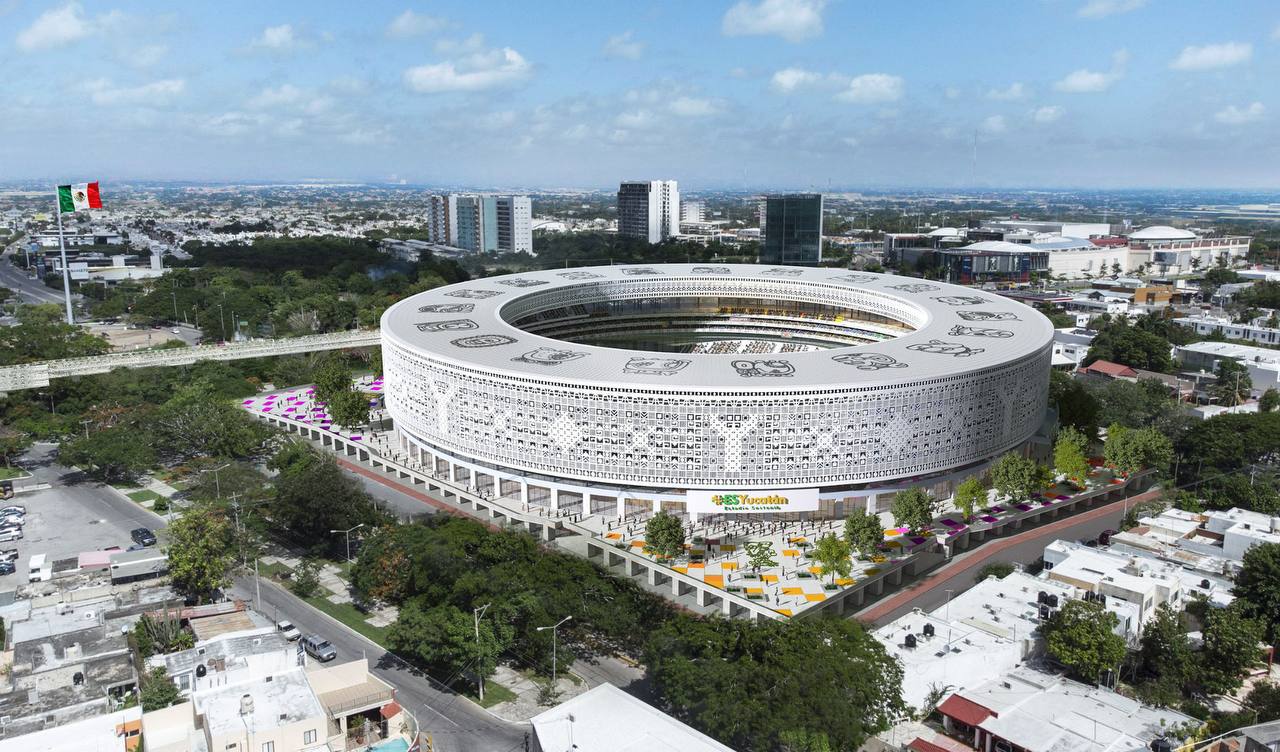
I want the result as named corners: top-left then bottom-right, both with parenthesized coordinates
top-left (0, 505), bottom-right (26, 516)
top-left (1098, 528), bottom-right (1119, 546)
top-left (0, 528), bottom-right (22, 542)
top-left (276, 620), bottom-right (301, 641)
top-left (102, 545), bottom-right (122, 552)
top-left (0, 561), bottom-right (14, 576)
top-left (301, 635), bottom-right (337, 662)
top-left (131, 528), bottom-right (157, 547)
top-left (0, 548), bottom-right (17, 562)
top-left (0, 514), bottom-right (23, 527)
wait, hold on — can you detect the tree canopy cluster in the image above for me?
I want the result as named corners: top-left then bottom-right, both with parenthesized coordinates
top-left (353, 516), bottom-right (905, 750)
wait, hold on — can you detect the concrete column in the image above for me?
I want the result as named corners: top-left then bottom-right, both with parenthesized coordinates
top-left (616, 496), bottom-right (624, 519)
top-left (865, 494), bottom-right (878, 514)
top-left (646, 567), bottom-right (658, 586)
top-left (627, 560), bottom-right (644, 576)
top-left (551, 490), bottom-right (561, 512)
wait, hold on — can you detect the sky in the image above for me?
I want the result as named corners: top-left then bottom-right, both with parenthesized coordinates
top-left (1, 0), bottom-right (1279, 190)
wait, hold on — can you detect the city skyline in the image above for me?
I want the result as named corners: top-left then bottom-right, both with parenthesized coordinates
top-left (2, 0), bottom-right (1279, 189)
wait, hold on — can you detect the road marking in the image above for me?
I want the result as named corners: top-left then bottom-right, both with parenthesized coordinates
top-left (422, 701), bottom-right (461, 727)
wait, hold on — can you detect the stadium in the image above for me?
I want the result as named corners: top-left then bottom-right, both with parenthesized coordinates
top-left (380, 264), bottom-right (1054, 521)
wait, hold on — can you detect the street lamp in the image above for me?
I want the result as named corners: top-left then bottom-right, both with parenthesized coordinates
top-left (330, 523), bottom-right (366, 562)
top-left (536, 615), bottom-right (573, 691)
top-left (474, 603), bottom-right (491, 701)
top-left (199, 462), bottom-right (231, 499)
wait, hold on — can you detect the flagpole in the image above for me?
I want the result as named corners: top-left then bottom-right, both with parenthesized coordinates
top-left (54, 191), bottom-right (74, 325)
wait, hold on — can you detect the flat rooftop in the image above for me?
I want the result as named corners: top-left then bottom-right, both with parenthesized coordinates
top-left (195, 667), bottom-right (323, 738)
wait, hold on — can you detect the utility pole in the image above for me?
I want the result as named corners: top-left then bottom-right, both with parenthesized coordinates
top-left (473, 602), bottom-right (491, 701)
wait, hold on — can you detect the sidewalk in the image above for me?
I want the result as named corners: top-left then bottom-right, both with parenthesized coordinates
top-left (854, 487), bottom-right (1161, 626)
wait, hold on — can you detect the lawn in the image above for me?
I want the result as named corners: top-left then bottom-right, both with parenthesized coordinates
top-left (302, 595), bottom-right (390, 646)
top-left (468, 681), bottom-right (518, 708)
top-left (126, 489), bottom-right (162, 504)
top-left (0, 467), bottom-right (29, 481)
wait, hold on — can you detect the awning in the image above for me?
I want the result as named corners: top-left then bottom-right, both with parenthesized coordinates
top-left (380, 700), bottom-right (402, 719)
top-left (937, 694), bottom-right (995, 727)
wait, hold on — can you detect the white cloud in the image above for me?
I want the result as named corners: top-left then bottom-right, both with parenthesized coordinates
top-left (386, 9), bottom-right (446, 39)
top-left (1273, 23), bottom-right (1280, 40)
top-left (770, 67), bottom-right (823, 93)
top-left (722, 0), bottom-right (826, 43)
top-left (403, 46), bottom-right (531, 93)
top-left (835, 73), bottom-right (903, 104)
top-left (1170, 42), bottom-right (1252, 71)
top-left (669, 96), bottom-right (719, 117)
top-left (945, 87), bottom-right (962, 100)
top-left (1032, 105), bottom-right (1064, 123)
top-left (200, 111), bottom-right (263, 138)
top-left (1077, 0), bottom-right (1146, 19)
top-left (616, 110), bottom-right (657, 129)
top-left (328, 76), bottom-right (369, 96)
top-left (250, 23), bottom-right (305, 51)
top-left (246, 84), bottom-right (306, 109)
top-left (129, 44), bottom-right (168, 67)
top-left (1055, 49), bottom-right (1127, 93)
top-left (981, 115), bottom-right (1007, 134)
top-left (87, 78), bottom-right (185, 106)
top-left (1214, 102), bottom-right (1264, 125)
top-left (841, 136), bottom-right (859, 148)
top-left (16, 3), bottom-right (91, 51)
top-left (986, 82), bottom-right (1027, 101)
top-left (603, 31), bottom-right (644, 60)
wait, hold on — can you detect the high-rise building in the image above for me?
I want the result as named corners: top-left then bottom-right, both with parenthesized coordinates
top-left (681, 200), bottom-right (705, 225)
top-left (432, 193), bottom-right (533, 254)
top-left (495, 195), bottom-right (533, 254)
top-left (617, 180), bottom-right (680, 244)
top-left (760, 193), bottom-right (823, 265)
top-left (427, 194), bottom-right (458, 246)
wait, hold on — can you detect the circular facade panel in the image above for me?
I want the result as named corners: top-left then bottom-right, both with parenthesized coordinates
top-left (381, 264), bottom-right (1053, 491)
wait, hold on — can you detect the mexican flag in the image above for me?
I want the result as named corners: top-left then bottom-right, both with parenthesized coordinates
top-left (57, 182), bottom-right (102, 213)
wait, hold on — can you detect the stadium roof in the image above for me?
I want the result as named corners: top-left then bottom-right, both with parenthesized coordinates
top-left (381, 264), bottom-right (1055, 392)
top-left (1129, 225), bottom-right (1197, 241)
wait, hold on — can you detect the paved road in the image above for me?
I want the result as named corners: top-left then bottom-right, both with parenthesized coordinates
top-left (229, 574), bottom-right (529, 752)
top-left (20, 443), bottom-right (527, 752)
top-left (855, 489), bottom-right (1158, 626)
top-left (0, 240), bottom-right (74, 308)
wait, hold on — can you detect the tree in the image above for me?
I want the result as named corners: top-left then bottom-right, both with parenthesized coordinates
top-left (313, 354), bottom-right (355, 401)
top-left (1137, 603), bottom-right (1192, 687)
top-left (290, 558), bottom-right (321, 598)
top-left (139, 667), bottom-right (182, 712)
top-left (953, 476), bottom-right (987, 522)
top-left (166, 508), bottom-right (235, 602)
top-left (131, 609), bottom-right (194, 659)
top-left (388, 602), bottom-right (512, 691)
top-left (1042, 600), bottom-right (1126, 682)
top-left (0, 430), bottom-right (31, 468)
top-left (891, 488), bottom-right (937, 534)
top-left (811, 534), bottom-right (852, 583)
top-left (1104, 424), bottom-right (1173, 475)
top-left (58, 425), bottom-right (156, 483)
top-left (1233, 542), bottom-right (1280, 642)
top-left (0, 304), bottom-right (111, 366)
top-left (328, 389), bottom-right (371, 429)
top-left (1243, 681), bottom-right (1280, 724)
top-left (990, 453), bottom-right (1051, 502)
top-left (1197, 603), bottom-right (1264, 695)
top-left (1089, 377), bottom-right (1191, 440)
top-left (151, 384), bottom-right (273, 461)
top-left (1084, 318), bottom-right (1173, 372)
top-left (644, 615), bottom-right (906, 751)
top-left (1261, 388), bottom-right (1280, 413)
top-left (844, 509), bottom-right (884, 559)
top-left (644, 511), bottom-right (685, 560)
top-left (744, 541), bottom-right (777, 572)
top-left (1050, 370), bottom-right (1100, 440)
top-left (1054, 430), bottom-right (1091, 486)
top-left (975, 562), bottom-right (1014, 581)
top-left (1211, 358), bottom-right (1253, 407)
top-left (269, 442), bottom-right (382, 543)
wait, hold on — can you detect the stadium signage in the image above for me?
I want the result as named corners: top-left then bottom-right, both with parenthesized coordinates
top-left (687, 488), bottom-right (819, 514)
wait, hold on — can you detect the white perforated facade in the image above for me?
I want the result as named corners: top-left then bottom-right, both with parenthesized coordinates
top-left (381, 264), bottom-right (1053, 505)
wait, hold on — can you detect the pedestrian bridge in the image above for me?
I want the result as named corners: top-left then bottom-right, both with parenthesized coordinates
top-left (0, 329), bottom-right (381, 393)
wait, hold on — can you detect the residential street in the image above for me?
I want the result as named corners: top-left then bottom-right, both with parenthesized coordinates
top-left (228, 575), bottom-right (530, 752)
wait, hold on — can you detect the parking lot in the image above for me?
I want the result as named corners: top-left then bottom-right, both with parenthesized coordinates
top-left (0, 445), bottom-right (166, 586)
